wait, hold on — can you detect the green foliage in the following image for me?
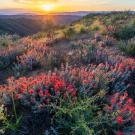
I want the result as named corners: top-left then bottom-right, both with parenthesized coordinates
top-left (91, 25), bottom-right (100, 31)
top-left (82, 44), bottom-right (97, 63)
top-left (0, 96), bottom-right (22, 135)
top-left (101, 36), bottom-right (114, 46)
top-left (111, 13), bottom-right (128, 23)
top-left (80, 27), bottom-right (86, 34)
top-left (102, 16), bottom-right (112, 26)
top-left (119, 41), bottom-right (135, 57)
top-left (32, 32), bottom-right (46, 39)
top-left (0, 35), bottom-right (20, 47)
top-left (0, 36), bottom-right (9, 47)
top-left (114, 25), bottom-right (135, 41)
top-left (3, 117), bottom-right (22, 134)
top-left (52, 91), bottom-right (108, 135)
top-left (4, 91), bottom-right (105, 135)
top-left (63, 27), bottom-right (76, 40)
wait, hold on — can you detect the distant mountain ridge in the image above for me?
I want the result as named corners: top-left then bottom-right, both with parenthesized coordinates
top-left (0, 14), bottom-right (82, 36)
top-left (1, 9), bottom-right (135, 36)
top-left (1, 9), bottom-right (135, 16)
top-left (0, 9), bottom-right (38, 15)
top-left (0, 9), bottom-right (91, 16)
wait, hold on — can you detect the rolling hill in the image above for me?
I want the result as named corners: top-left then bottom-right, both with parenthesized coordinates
top-left (0, 15), bottom-right (82, 36)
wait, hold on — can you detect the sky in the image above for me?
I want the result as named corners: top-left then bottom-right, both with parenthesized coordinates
top-left (0, 0), bottom-right (135, 13)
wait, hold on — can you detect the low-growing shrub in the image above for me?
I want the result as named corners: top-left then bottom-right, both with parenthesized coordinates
top-left (119, 41), bottom-right (135, 57)
top-left (106, 92), bottom-right (135, 134)
top-left (52, 90), bottom-right (107, 135)
top-left (1, 62), bottom-right (135, 108)
top-left (80, 27), bottom-right (86, 34)
top-left (63, 27), bottom-right (76, 40)
top-left (111, 13), bottom-right (128, 23)
top-left (0, 35), bottom-right (20, 47)
top-left (98, 36), bottom-right (115, 47)
top-left (0, 46), bottom-right (24, 71)
top-left (0, 67), bottom-right (135, 134)
top-left (114, 25), bottom-right (135, 42)
top-left (32, 32), bottom-right (46, 40)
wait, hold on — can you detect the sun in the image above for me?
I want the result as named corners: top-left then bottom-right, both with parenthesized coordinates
top-left (42, 4), bottom-right (54, 12)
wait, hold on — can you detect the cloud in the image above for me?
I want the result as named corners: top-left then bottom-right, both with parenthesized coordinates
top-left (89, 0), bottom-right (111, 5)
top-left (14, 0), bottom-right (59, 4)
top-left (60, 0), bottom-right (112, 5)
top-left (14, 0), bottom-right (112, 6)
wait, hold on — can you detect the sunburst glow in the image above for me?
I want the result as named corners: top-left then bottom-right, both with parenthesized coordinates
top-left (42, 4), bottom-right (54, 12)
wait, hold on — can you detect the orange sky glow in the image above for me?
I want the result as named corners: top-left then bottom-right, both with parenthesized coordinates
top-left (0, 0), bottom-right (135, 13)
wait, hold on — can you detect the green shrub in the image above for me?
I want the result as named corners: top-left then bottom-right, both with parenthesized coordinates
top-left (63, 27), bottom-right (76, 40)
top-left (80, 27), bottom-right (86, 34)
top-left (111, 13), bottom-right (128, 23)
top-left (114, 25), bottom-right (135, 41)
top-left (0, 35), bottom-right (19, 47)
top-left (0, 62), bottom-right (135, 134)
top-left (0, 37), bottom-right (9, 47)
top-left (119, 41), bottom-right (135, 57)
top-left (0, 99), bottom-right (21, 135)
top-left (32, 32), bottom-right (46, 39)
top-left (91, 25), bottom-right (100, 31)
top-left (53, 91), bottom-right (106, 135)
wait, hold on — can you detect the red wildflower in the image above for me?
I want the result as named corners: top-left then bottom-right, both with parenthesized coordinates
top-left (124, 105), bottom-right (131, 111)
top-left (118, 102), bottom-right (122, 107)
top-left (116, 116), bottom-right (124, 124)
top-left (98, 63), bottom-right (104, 67)
top-left (119, 63), bottom-right (125, 70)
top-left (38, 91), bottom-right (44, 96)
top-left (131, 115), bottom-right (135, 121)
top-left (124, 92), bottom-right (128, 97)
top-left (67, 85), bottom-right (73, 90)
top-left (21, 88), bottom-right (26, 93)
top-left (45, 90), bottom-right (51, 97)
top-left (107, 105), bottom-right (112, 111)
top-left (126, 98), bottom-right (133, 104)
top-left (83, 80), bottom-right (89, 84)
top-left (130, 107), bottom-right (135, 113)
top-left (71, 90), bottom-right (76, 97)
top-left (38, 88), bottom-right (42, 91)
top-left (54, 80), bottom-right (65, 89)
top-left (15, 94), bottom-right (21, 99)
top-left (114, 92), bottom-right (120, 97)
top-left (29, 89), bottom-right (34, 94)
top-left (111, 97), bottom-right (116, 104)
top-left (120, 95), bottom-right (126, 101)
top-left (116, 129), bottom-right (123, 135)
top-left (45, 99), bottom-right (50, 104)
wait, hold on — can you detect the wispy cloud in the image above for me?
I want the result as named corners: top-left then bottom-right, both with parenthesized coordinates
top-left (14, 0), bottom-right (111, 5)
top-left (14, 0), bottom-right (59, 4)
top-left (90, 0), bottom-right (112, 5)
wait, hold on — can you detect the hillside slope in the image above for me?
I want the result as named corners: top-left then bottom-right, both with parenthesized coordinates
top-left (0, 15), bottom-right (81, 36)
